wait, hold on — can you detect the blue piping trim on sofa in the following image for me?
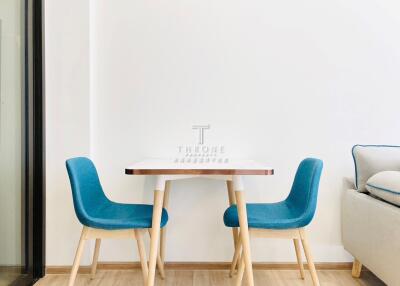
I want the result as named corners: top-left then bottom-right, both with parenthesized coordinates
top-left (352, 144), bottom-right (400, 190)
top-left (366, 183), bottom-right (400, 195)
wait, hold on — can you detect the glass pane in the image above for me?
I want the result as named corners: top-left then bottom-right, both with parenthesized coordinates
top-left (0, 0), bottom-right (24, 284)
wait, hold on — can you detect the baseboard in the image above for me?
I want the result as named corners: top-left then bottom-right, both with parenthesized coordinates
top-left (46, 262), bottom-right (353, 274)
top-left (0, 265), bottom-right (24, 274)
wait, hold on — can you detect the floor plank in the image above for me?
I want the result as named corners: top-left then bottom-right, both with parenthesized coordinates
top-left (34, 269), bottom-right (385, 286)
top-left (0, 273), bottom-right (20, 286)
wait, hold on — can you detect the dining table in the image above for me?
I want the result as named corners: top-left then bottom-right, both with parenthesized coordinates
top-left (125, 158), bottom-right (274, 286)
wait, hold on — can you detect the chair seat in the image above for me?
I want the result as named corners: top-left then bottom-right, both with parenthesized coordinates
top-left (81, 203), bottom-right (168, 230)
top-left (223, 202), bottom-right (308, 229)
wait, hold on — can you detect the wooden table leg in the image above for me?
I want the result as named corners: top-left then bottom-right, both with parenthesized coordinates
top-left (160, 180), bottom-right (171, 262)
top-left (234, 176), bottom-right (254, 286)
top-left (236, 250), bottom-right (245, 286)
top-left (227, 181), bottom-right (239, 246)
top-left (227, 180), bottom-right (240, 276)
top-left (147, 229), bottom-right (166, 279)
top-left (147, 177), bottom-right (165, 286)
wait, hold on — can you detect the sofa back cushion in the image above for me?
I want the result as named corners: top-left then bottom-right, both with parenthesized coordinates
top-left (366, 171), bottom-right (400, 206)
top-left (352, 145), bottom-right (400, 192)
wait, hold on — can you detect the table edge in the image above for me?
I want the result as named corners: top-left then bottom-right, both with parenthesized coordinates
top-left (125, 169), bottom-right (274, 175)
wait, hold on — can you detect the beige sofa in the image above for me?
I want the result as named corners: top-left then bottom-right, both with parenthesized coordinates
top-left (342, 145), bottom-right (400, 286)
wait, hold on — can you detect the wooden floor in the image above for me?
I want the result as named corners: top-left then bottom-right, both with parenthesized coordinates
top-left (35, 269), bottom-right (385, 286)
top-left (0, 273), bottom-right (20, 286)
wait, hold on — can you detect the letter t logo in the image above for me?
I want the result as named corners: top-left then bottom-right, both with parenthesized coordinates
top-left (192, 125), bottom-right (210, 145)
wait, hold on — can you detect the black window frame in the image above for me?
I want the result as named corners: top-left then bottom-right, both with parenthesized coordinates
top-left (29, 0), bottom-right (45, 281)
top-left (12, 0), bottom-right (45, 285)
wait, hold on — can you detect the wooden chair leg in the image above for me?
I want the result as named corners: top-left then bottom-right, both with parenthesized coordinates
top-left (147, 229), bottom-right (166, 279)
top-left (293, 238), bottom-right (305, 279)
top-left (136, 230), bottom-right (149, 285)
top-left (230, 233), bottom-right (242, 277)
top-left (231, 229), bottom-right (239, 257)
top-left (90, 239), bottom-right (101, 279)
top-left (299, 229), bottom-right (320, 286)
top-left (235, 250), bottom-right (245, 286)
top-left (68, 227), bottom-right (88, 286)
top-left (352, 258), bottom-right (362, 278)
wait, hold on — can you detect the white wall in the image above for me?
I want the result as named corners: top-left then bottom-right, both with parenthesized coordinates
top-left (45, 0), bottom-right (92, 265)
top-left (46, 0), bottom-right (400, 265)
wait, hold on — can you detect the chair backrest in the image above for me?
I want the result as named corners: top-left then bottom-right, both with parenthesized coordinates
top-left (66, 157), bottom-right (110, 225)
top-left (286, 158), bottom-right (323, 226)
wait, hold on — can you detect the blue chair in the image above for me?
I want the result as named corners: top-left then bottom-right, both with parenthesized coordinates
top-left (224, 158), bottom-right (323, 286)
top-left (66, 157), bottom-right (168, 286)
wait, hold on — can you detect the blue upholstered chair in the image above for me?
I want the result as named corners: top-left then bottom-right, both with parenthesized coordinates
top-left (66, 157), bottom-right (168, 286)
top-left (224, 158), bottom-right (323, 286)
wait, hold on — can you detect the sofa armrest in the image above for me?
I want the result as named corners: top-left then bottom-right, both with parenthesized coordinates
top-left (342, 189), bottom-right (400, 285)
top-left (342, 177), bottom-right (355, 190)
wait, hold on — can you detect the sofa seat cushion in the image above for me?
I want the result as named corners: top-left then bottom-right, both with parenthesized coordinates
top-left (366, 171), bottom-right (400, 206)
